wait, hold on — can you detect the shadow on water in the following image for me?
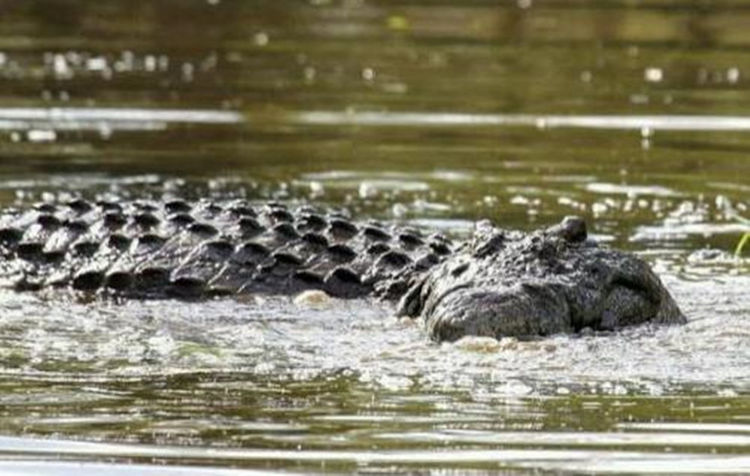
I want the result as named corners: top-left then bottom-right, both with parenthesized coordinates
top-left (0, 1), bottom-right (748, 474)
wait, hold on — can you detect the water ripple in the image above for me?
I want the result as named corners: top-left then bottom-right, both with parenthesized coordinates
top-left (295, 111), bottom-right (750, 132)
top-left (0, 107), bottom-right (243, 133)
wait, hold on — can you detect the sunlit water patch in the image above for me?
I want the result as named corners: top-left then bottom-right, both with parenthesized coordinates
top-left (0, 107), bottom-right (243, 143)
top-left (295, 110), bottom-right (750, 132)
top-left (1, 435), bottom-right (749, 474)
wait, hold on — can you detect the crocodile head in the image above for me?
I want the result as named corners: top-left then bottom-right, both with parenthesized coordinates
top-left (398, 216), bottom-right (685, 342)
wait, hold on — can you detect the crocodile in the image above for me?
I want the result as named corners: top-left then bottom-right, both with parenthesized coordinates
top-left (0, 198), bottom-right (686, 341)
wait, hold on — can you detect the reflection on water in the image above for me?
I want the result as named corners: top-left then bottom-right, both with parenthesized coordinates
top-left (1, 434), bottom-right (750, 474)
top-left (0, 107), bottom-right (242, 126)
top-left (296, 110), bottom-right (750, 131)
top-left (0, 107), bottom-right (243, 142)
top-left (0, 1), bottom-right (748, 474)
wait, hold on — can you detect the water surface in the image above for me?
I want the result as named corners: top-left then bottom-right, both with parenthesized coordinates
top-left (0, 1), bottom-right (748, 474)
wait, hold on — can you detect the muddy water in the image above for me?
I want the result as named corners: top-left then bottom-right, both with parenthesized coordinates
top-left (0, 1), bottom-right (748, 474)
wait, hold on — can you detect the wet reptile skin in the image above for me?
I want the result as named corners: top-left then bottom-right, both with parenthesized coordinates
top-left (0, 198), bottom-right (686, 341)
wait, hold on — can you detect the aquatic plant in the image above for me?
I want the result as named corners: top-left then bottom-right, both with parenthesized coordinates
top-left (736, 232), bottom-right (750, 257)
top-left (733, 213), bottom-right (750, 257)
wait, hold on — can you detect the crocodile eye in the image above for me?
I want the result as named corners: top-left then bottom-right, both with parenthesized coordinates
top-left (549, 216), bottom-right (588, 243)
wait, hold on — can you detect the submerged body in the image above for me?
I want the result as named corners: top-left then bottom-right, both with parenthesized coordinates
top-left (0, 198), bottom-right (685, 341)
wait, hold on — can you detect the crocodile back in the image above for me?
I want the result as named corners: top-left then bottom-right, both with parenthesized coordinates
top-left (0, 199), bottom-right (454, 299)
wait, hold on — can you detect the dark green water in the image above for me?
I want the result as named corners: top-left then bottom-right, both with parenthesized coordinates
top-left (0, 1), bottom-right (748, 474)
